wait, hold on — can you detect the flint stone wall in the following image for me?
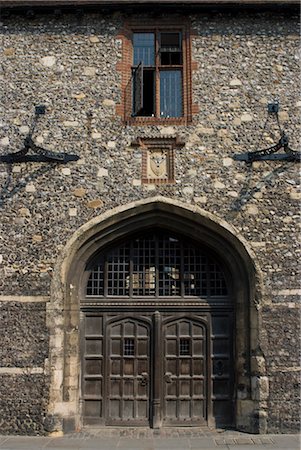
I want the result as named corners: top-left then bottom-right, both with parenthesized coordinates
top-left (0, 7), bottom-right (300, 434)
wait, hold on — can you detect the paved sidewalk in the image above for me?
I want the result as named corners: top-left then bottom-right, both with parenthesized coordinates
top-left (0, 428), bottom-right (300, 450)
top-left (0, 430), bottom-right (299, 450)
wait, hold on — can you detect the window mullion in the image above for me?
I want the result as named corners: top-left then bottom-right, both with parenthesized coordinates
top-left (155, 234), bottom-right (159, 297)
top-left (180, 241), bottom-right (185, 297)
top-left (129, 240), bottom-right (133, 297)
top-left (155, 29), bottom-right (160, 118)
top-left (104, 256), bottom-right (108, 297)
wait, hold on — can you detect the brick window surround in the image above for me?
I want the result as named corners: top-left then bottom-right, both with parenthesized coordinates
top-left (116, 20), bottom-right (198, 125)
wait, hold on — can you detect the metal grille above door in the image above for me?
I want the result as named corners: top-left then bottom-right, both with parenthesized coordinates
top-left (86, 231), bottom-right (228, 298)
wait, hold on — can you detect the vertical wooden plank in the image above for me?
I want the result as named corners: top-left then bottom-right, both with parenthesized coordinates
top-left (152, 311), bottom-right (161, 428)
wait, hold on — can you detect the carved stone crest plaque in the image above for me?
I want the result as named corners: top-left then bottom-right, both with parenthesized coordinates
top-left (148, 149), bottom-right (168, 179)
top-left (132, 137), bottom-right (185, 184)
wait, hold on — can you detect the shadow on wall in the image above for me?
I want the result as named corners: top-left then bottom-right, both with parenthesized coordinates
top-left (0, 163), bottom-right (57, 208)
top-left (229, 162), bottom-right (292, 213)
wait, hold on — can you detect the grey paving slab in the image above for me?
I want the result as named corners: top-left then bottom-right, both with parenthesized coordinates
top-left (117, 438), bottom-right (154, 448)
top-left (228, 447), bottom-right (299, 450)
top-left (189, 446), bottom-right (229, 450)
top-left (190, 448), bottom-right (228, 450)
top-left (0, 437), bottom-right (52, 449)
top-left (51, 446), bottom-right (118, 450)
top-left (45, 437), bottom-right (119, 448)
top-left (153, 448), bottom-right (190, 450)
top-left (271, 435), bottom-right (300, 446)
top-left (190, 437), bottom-right (217, 447)
top-left (153, 438), bottom-right (190, 448)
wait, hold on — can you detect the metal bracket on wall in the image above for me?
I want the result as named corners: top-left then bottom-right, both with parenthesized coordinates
top-left (0, 106), bottom-right (80, 163)
top-left (233, 103), bottom-right (300, 163)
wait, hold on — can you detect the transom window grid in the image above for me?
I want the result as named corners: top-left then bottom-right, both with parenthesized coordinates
top-left (86, 233), bottom-right (228, 298)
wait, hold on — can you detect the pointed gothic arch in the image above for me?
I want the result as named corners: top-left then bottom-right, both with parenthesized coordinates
top-left (46, 197), bottom-right (266, 434)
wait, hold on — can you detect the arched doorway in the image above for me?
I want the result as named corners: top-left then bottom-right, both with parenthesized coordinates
top-left (81, 230), bottom-right (234, 428)
top-left (47, 198), bottom-right (264, 433)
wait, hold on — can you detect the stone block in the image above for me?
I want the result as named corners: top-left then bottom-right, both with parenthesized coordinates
top-left (194, 196), bottom-right (207, 204)
top-left (132, 179), bottom-right (141, 186)
top-left (83, 66), bottom-right (96, 76)
top-left (251, 356), bottom-right (266, 375)
top-left (3, 47), bottom-right (15, 56)
top-left (89, 36), bottom-right (100, 43)
top-left (19, 125), bottom-right (30, 135)
top-left (107, 140), bottom-right (116, 149)
top-left (183, 186), bottom-right (194, 195)
top-left (63, 121), bottom-right (79, 127)
top-left (0, 137), bottom-right (9, 146)
top-left (41, 56), bottom-right (56, 67)
top-left (19, 207), bottom-right (31, 217)
top-left (32, 235), bottom-right (43, 242)
top-left (246, 204), bottom-right (259, 215)
top-left (230, 78), bottom-right (242, 87)
top-left (72, 188), bottom-right (87, 197)
top-left (222, 157), bottom-right (233, 167)
top-left (69, 208), bottom-right (77, 217)
top-left (86, 199), bottom-right (103, 209)
top-left (102, 99), bottom-right (115, 106)
top-left (97, 168), bottom-right (108, 177)
top-left (214, 181), bottom-right (225, 189)
top-left (251, 376), bottom-right (269, 401)
top-left (241, 113), bottom-right (253, 122)
top-left (159, 126), bottom-right (175, 136)
top-left (25, 183), bottom-right (36, 193)
top-left (92, 132), bottom-right (102, 139)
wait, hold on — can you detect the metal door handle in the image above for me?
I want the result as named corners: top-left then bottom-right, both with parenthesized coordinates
top-left (140, 372), bottom-right (148, 386)
top-left (164, 372), bottom-right (173, 383)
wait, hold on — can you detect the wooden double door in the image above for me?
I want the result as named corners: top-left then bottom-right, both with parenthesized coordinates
top-left (81, 310), bottom-right (234, 427)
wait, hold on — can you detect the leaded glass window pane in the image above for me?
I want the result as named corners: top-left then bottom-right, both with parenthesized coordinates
top-left (133, 33), bottom-right (155, 66)
top-left (86, 232), bottom-right (228, 298)
top-left (160, 71), bottom-right (182, 118)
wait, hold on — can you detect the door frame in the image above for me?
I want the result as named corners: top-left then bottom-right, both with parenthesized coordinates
top-left (80, 309), bottom-right (234, 429)
top-left (47, 197), bottom-right (265, 433)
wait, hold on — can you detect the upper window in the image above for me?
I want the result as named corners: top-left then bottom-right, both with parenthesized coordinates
top-left (119, 24), bottom-right (194, 125)
top-left (132, 31), bottom-right (183, 119)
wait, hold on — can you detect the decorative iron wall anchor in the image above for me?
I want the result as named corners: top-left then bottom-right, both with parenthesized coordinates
top-left (233, 103), bottom-right (300, 163)
top-left (0, 106), bottom-right (79, 163)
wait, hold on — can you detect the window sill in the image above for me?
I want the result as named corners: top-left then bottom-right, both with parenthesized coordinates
top-left (125, 116), bottom-right (191, 126)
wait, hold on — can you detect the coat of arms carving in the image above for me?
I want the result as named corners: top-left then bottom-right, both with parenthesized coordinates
top-left (132, 137), bottom-right (185, 184)
top-left (148, 149), bottom-right (168, 179)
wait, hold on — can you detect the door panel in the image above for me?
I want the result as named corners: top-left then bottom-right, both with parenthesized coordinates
top-left (163, 318), bottom-right (207, 425)
top-left (107, 319), bottom-right (150, 425)
top-left (82, 314), bottom-right (104, 426)
top-left (81, 312), bottom-right (234, 428)
top-left (211, 313), bottom-right (234, 426)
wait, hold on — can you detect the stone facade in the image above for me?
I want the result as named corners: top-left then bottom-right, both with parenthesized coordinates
top-left (0, 4), bottom-right (300, 435)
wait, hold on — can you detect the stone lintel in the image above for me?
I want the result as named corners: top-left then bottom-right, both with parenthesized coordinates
top-left (271, 289), bottom-right (301, 296)
top-left (0, 295), bottom-right (50, 302)
top-left (0, 367), bottom-right (44, 374)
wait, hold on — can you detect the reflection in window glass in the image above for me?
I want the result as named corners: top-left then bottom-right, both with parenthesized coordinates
top-left (160, 71), bottom-right (182, 118)
top-left (86, 233), bottom-right (228, 298)
top-left (133, 33), bottom-right (155, 66)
